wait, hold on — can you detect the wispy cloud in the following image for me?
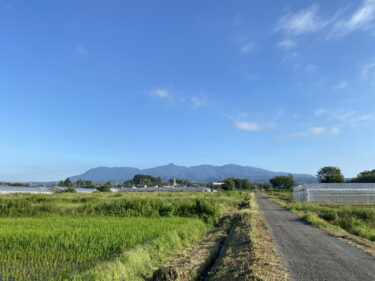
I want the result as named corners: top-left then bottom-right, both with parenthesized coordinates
top-left (190, 97), bottom-right (207, 108)
top-left (314, 108), bottom-right (375, 124)
top-left (75, 45), bottom-right (87, 55)
top-left (305, 64), bottom-right (317, 72)
top-left (275, 5), bottom-right (328, 35)
top-left (282, 52), bottom-right (317, 72)
top-left (149, 87), bottom-right (175, 99)
top-left (276, 1), bottom-right (375, 40)
top-left (291, 126), bottom-right (340, 137)
top-left (235, 120), bottom-right (276, 132)
top-left (276, 39), bottom-right (296, 49)
top-left (330, 0), bottom-right (375, 37)
top-left (333, 80), bottom-right (349, 90)
top-left (148, 87), bottom-right (208, 108)
top-left (240, 42), bottom-right (257, 54)
top-left (360, 58), bottom-right (375, 80)
top-left (235, 121), bottom-right (261, 131)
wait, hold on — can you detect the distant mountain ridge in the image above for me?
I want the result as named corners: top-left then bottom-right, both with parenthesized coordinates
top-left (70, 163), bottom-right (316, 184)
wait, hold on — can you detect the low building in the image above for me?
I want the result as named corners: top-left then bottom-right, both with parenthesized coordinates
top-left (212, 182), bottom-right (224, 189)
top-left (293, 183), bottom-right (375, 203)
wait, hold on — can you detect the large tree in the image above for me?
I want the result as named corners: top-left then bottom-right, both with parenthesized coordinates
top-left (317, 167), bottom-right (344, 183)
top-left (59, 177), bottom-right (72, 187)
top-left (350, 169), bottom-right (375, 183)
top-left (269, 175), bottom-right (295, 190)
top-left (222, 177), bottom-right (236, 191)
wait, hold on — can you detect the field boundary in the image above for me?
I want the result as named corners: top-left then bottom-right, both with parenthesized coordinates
top-left (151, 193), bottom-right (290, 281)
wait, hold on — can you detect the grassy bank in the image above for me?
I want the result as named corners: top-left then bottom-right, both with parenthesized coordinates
top-left (265, 191), bottom-right (375, 241)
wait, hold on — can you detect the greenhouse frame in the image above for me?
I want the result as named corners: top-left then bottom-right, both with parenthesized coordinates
top-left (293, 183), bottom-right (375, 203)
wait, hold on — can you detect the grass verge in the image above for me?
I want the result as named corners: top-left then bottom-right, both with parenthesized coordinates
top-left (264, 191), bottom-right (375, 257)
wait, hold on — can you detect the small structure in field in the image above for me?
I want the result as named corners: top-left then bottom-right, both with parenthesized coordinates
top-left (293, 183), bottom-right (375, 203)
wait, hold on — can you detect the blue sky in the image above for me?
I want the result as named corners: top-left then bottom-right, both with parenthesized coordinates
top-left (1, 0), bottom-right (375, 181)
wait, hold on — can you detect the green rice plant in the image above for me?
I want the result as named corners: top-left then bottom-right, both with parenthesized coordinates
top-left (0, 216), bottom-right (208, 280)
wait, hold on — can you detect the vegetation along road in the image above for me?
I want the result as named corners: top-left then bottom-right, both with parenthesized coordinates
top-left (256, 193), bottom-right (375, 281)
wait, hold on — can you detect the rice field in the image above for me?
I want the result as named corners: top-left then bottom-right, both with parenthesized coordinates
top-left (0, 192), bottom-right (242, 280)
top-left (0, 216), bottom-right (208, 280)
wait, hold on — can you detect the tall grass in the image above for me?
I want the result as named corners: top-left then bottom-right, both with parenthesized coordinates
top-left (0, 192), bottom-right (239, 224)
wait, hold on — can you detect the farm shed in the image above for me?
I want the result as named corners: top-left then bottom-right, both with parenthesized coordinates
top-left (293, 183), bottom-right (375, 203)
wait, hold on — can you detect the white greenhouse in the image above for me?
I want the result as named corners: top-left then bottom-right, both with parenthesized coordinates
top-left (293, 183), bottom-right (375, 203)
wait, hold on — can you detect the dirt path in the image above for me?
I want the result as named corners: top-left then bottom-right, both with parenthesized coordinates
top-left (256, 193), bottom-right (375, 281)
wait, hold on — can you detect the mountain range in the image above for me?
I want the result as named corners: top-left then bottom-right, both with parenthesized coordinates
top-left (70, 164), bottom-right (316, 184)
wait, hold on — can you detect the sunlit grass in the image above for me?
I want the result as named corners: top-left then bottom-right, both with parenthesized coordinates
top-left (0, 216), bottom-right (208, 280)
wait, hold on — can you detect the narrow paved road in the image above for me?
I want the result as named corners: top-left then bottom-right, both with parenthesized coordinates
top-left (256, 193), bottom-right (375, 281)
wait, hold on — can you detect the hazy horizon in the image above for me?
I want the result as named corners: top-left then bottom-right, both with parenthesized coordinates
top-left (1, 0), bottom-right (375, 181)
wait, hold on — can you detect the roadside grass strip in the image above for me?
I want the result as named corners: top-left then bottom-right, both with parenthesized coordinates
top-left (265, 191), bottom-right (375, 256)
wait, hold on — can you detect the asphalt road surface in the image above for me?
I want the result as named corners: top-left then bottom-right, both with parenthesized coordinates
top-left (256, 193), bottom-right (375, 281)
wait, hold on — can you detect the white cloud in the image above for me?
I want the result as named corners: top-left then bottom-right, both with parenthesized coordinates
top-left (276, 39), bottom-right (296, 49)
top-left (240, 42), bottom-right (257, 54)
top-left (333, 80), bottom-right (349, 90)
top-left (360, 59), bottom-right (375, 80)
top-left (235, 121), bottom-right (276, 132)
top-left (275, 5), bottom-right (328, 35)
top-left (314, 108), bottom-right (326, 116)
top-left (75, 45), bottom-right (87, 55)
top-left (190, 97), bottom-right (207, 108)
top-left (235, 121), bottom-right (261, 131)
top-left (149, 88), bottom-right (174, 99)
top-left (292, 126), bottom-right (340, 137)
top-left (331, 0), bottom-right (375, 36)
top-left (148, 87), bottom-right (208, 109)
top-left (314, 108), bottom-right (375, 124)
top-left (281, 52), bottom-right (317, 72)
top-left (305, 64), bottom-right (317, 72)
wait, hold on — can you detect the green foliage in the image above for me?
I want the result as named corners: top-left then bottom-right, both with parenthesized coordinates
top-left (0, 192), bottom-right (244, 280)
top-left (0, 192), bottom-right (239, 224)
top-left (268, 191), bottom-right (375, 241)
top-left (261, 182), bottom-right (272, 190)
top-left (59, 177), bottom-right (73, 187)
top-left (64, 186), bottom-right (76, 193)
top-left (221, 178), bottom-right (254, 190)
top-left (289, 202), bottom-right (375, 241)
top-left (350, 169), bottom-right (375, 183)
top-left (0, 182), bottom-right (27, 186)
top-left (130, 174), bottom-right (162, 186)
top-left (269, 174), bottom-right (295, 190)
top-left (316, 166), bottom-right (344, 183)
top-left (75, 179), bottom-right (96, 189)
top-left (96, 182), bottom-right (112, 192)
top-left (222, 178), bottom-right (236, 191)
top-left (0, 217), bottom-right (207, 281)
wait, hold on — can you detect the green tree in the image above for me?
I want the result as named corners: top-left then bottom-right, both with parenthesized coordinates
top-left (262, 182), bottom-right (272, 190)
top-left (350, 169), bottom-right (375, 183)
top-left (317, 167), bottom-right (344, 183)
top-left (269, 175), bottom-right (295, 190)
top-left (64, 185), bottom-right (76, 193)
top-left (97, 182), bottom-right (112, 192)
top-left (222, 177), bottom-right (236, 191)
top-left (60, 177), bottom-right (72, 187)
